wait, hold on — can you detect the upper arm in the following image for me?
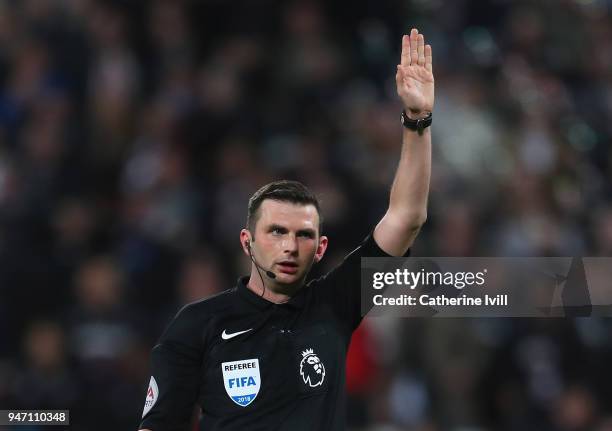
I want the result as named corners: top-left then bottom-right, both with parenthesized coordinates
top-left (139, 304), bottom-right (205, 431)
top-left (317, 243), bottom-right (365, 331)
top-left (317, 231), bottom-right (412, 331)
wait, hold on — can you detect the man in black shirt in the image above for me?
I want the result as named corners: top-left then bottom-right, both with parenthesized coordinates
top-left (139, 28), bottom-right (434, 431)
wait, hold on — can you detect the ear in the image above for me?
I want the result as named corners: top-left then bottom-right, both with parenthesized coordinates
top-left (313, 235), bottom-right (328, 263)
top-left (239, 229), bottom-right (252, 256)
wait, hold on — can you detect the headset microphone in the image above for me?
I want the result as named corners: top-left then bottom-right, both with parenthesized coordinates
top-left (246, 241), bottom-right (276, 279)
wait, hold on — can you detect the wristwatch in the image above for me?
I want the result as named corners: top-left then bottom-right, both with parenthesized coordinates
top-left (401, 110), bottom-right (432, 134)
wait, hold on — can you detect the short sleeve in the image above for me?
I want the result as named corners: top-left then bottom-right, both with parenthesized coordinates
top-left (314, 232), bottom-right (411, 332)
top-left (139, 304), bottom-right (205, 431)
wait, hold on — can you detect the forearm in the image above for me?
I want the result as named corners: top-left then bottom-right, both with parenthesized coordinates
top-left (374, 124), bottom-right (431, 255)
top-left (388, 125), bottom-right (431, 223)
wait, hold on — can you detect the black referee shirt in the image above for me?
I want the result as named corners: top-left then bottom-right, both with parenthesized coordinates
top-left (139, 233), bottom-right (409, 431)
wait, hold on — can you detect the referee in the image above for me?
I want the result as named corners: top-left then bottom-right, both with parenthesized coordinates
top-left (139, 28), bottom-right (434, 431)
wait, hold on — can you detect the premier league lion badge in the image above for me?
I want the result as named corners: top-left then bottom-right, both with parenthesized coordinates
top-left (299, 348), bottom-right (325, 387)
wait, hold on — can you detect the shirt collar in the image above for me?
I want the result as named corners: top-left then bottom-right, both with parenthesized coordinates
top-left (236, 276), bottom-right (308, 310)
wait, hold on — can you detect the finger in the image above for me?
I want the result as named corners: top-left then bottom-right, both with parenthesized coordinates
top-left (401, 35), bottom-right (410, 66)
top-left (410, 28), bottom-right (418, 65)
top-left (425, 44), bottom-right (433, 73)
top-left (417, 34), bottom-right (425, 66)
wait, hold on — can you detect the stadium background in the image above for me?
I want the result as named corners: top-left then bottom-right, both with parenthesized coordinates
top-left (1, 0), bottom-right (612, 429)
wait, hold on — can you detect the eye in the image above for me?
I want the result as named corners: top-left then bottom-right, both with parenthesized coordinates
top-left (298, 231), bottom-right (314, 239)
top-left (271, 228), bottom-right (283, 235)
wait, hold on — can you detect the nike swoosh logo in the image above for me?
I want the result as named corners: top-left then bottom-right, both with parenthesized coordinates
top-left (222, 328), bottom-right (253, 340)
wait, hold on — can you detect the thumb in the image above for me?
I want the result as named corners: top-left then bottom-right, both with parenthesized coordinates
top-left (395, 65), bottom-right (403, 84)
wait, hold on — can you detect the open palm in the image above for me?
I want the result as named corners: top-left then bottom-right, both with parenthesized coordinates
top-left (396, 29), bottom-right (434, 116)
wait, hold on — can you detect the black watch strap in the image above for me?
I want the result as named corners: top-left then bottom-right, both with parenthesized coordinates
top-left (401, 110), bottom-right (432, 133)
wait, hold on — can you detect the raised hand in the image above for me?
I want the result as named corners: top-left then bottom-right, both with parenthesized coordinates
top-left (396, 28), bottom-right (434, 118)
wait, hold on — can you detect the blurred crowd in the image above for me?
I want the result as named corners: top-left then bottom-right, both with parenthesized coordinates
top-left (1, 0), bottom-right (612, 430)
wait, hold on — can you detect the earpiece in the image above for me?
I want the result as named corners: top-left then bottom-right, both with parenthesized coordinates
top-left (245, 238), bottom-right (276, 280)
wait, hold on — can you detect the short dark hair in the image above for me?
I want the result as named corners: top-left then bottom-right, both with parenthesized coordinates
top-left (247, 180), bottom-right (322, 237)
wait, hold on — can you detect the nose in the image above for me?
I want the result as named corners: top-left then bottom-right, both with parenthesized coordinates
top-left (282, 234), bottom-right (299, 255)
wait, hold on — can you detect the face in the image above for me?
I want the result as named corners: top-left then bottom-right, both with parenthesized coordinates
top-left (307, 355), bottom-right (323, 374)
top-left (241, 200), bottom-right (328, 289)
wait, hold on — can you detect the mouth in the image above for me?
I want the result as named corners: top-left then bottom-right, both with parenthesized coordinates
top-left (276, 261), bottom-right (299, 275)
